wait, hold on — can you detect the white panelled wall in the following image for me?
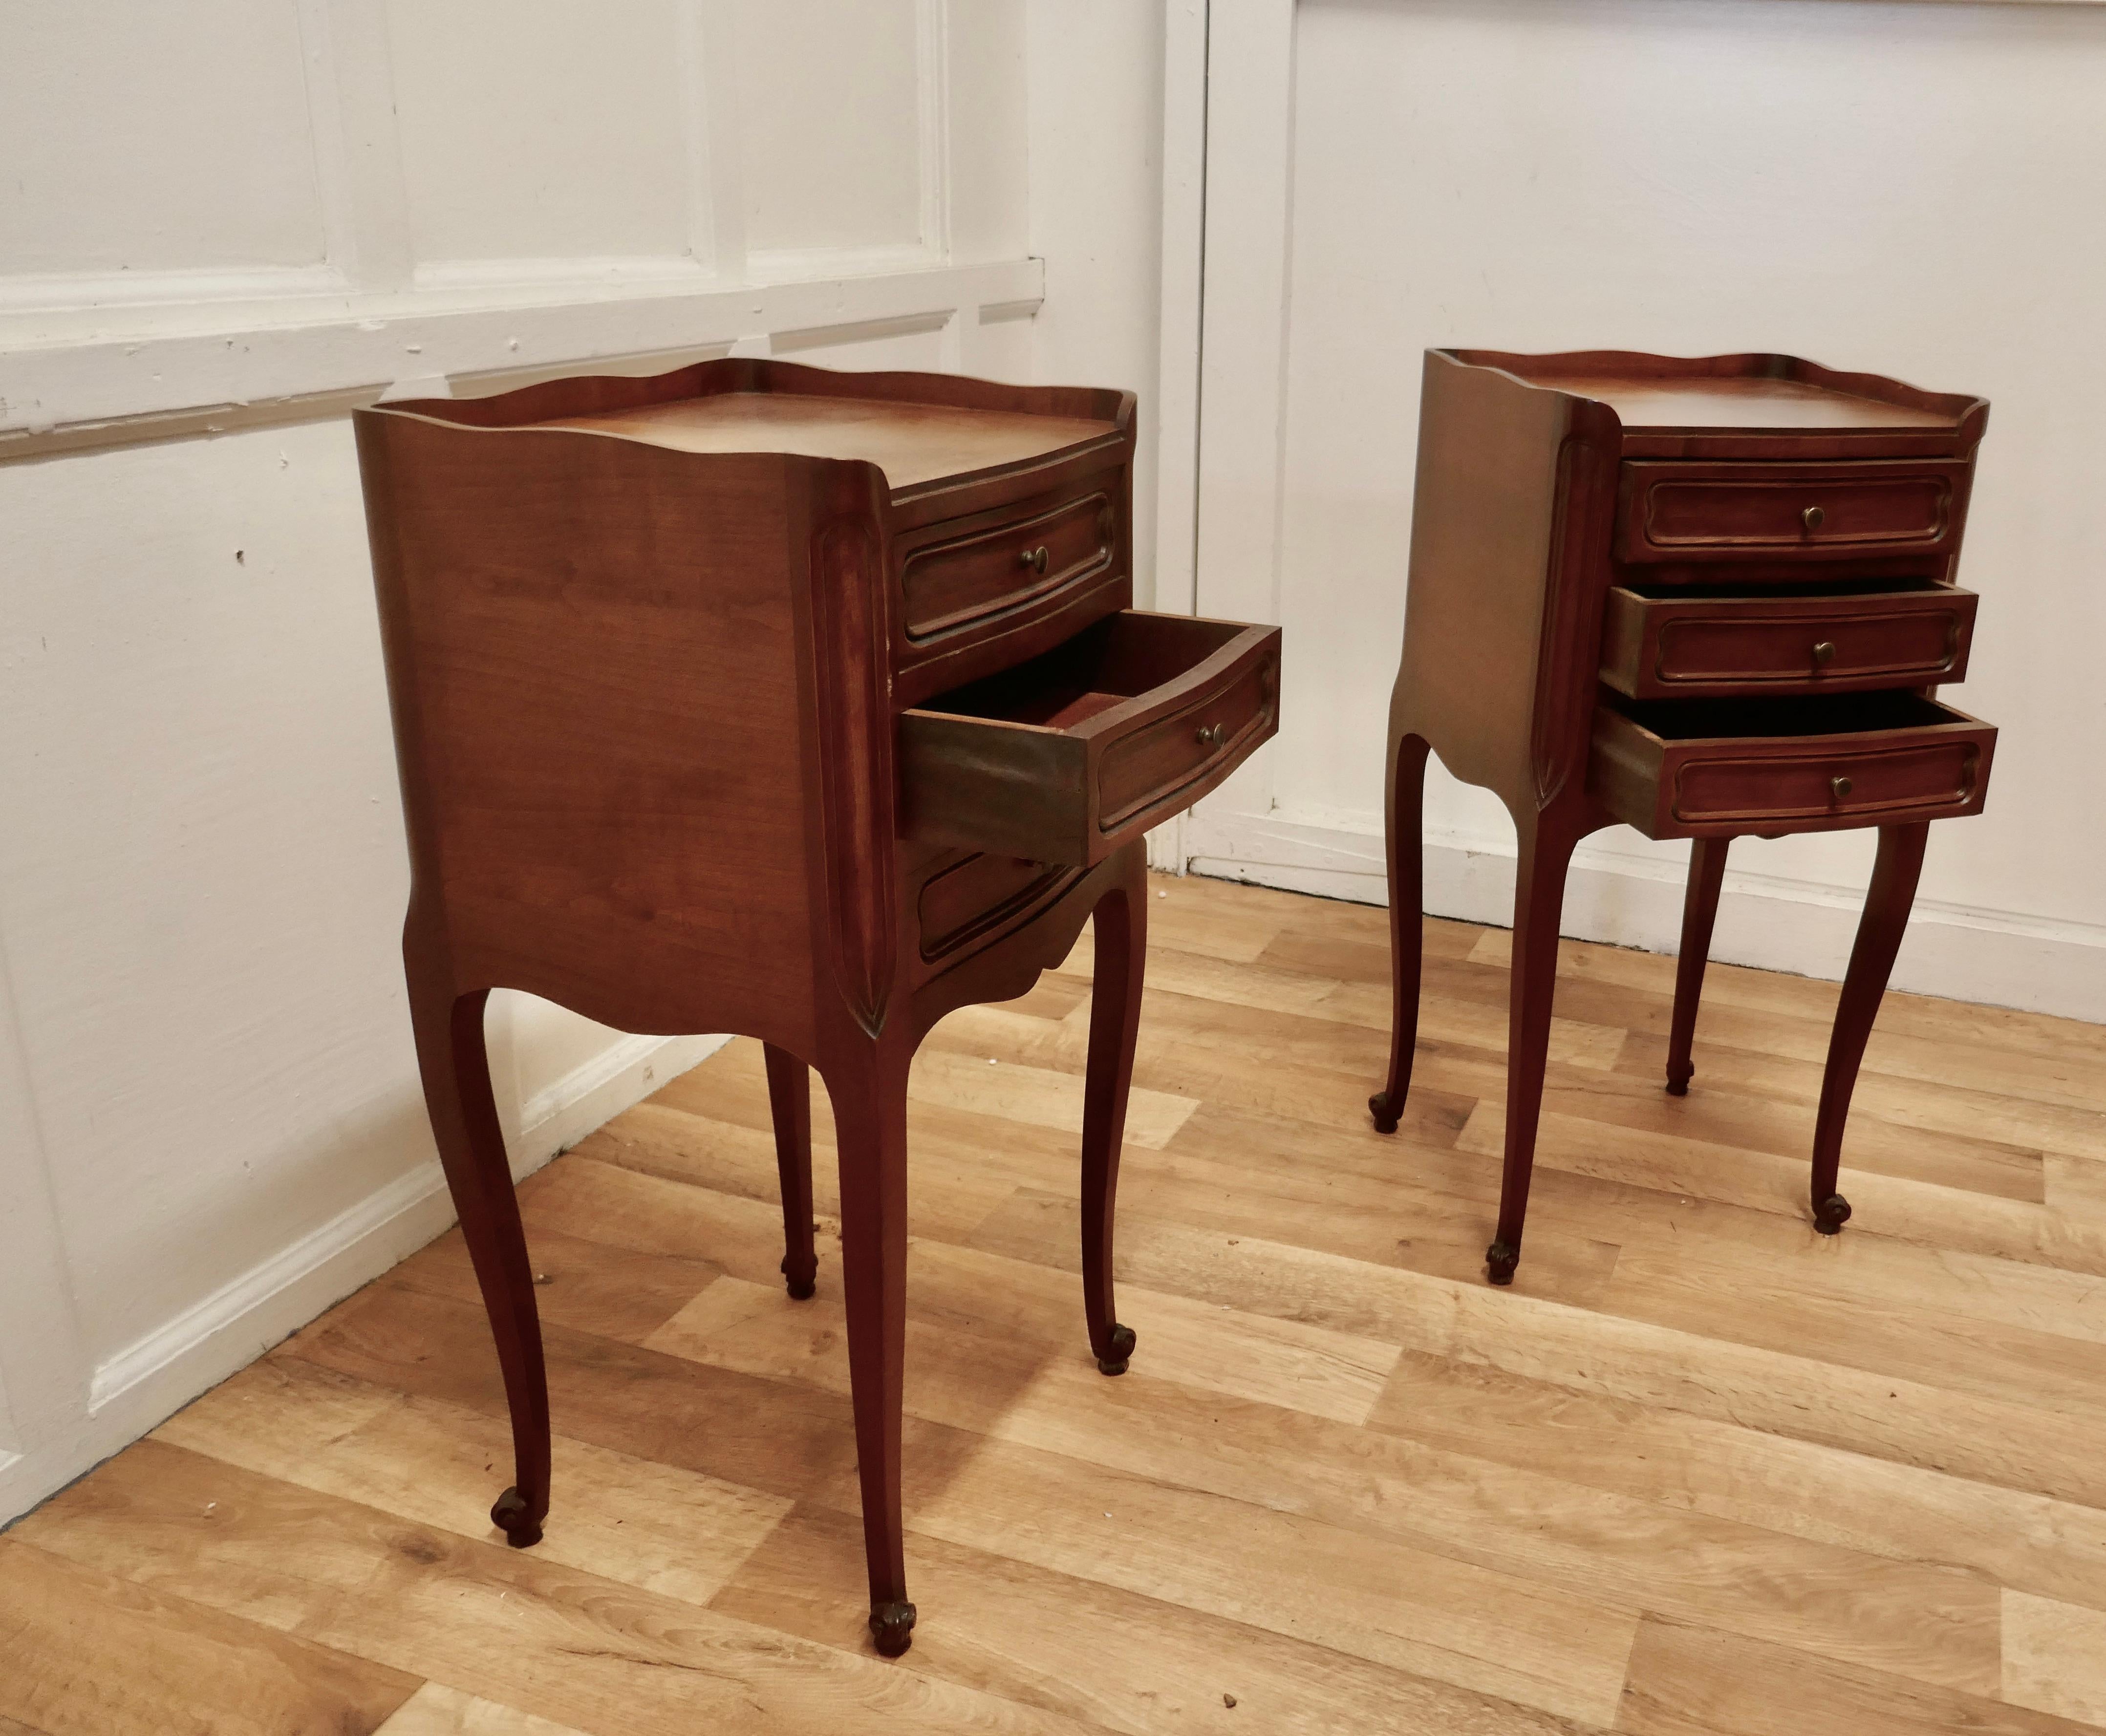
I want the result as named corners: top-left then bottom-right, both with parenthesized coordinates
top-left (0, 0), bottom-right (1168, 1523)
top-left (1181, 0), bottom-right (2106, 1025)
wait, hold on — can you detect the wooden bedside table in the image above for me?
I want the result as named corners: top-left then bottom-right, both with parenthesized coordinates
top-left (354, 359), bottom-right (1279, 1655)
top-left (1366, 350), bottom-right (1994, 1286)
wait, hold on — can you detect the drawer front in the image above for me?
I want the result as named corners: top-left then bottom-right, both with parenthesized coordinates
top-left (900, 489), bottom-right (1116, 643)
top-left (1589, 698), bottom-right (1995, 839)
top-left (899, 611), bottom-right (1281, 867)
top-left (1615, 461), bottom-right (1966, 565)
top-left (1097, 652), bottom-right (1272, 831)
top-left (916, 851), bottom-right (1079, 962)
top-left (1674, 737), bottom-right (1983, 827)
top-left (1598, 586), bottom-right (1977, 698)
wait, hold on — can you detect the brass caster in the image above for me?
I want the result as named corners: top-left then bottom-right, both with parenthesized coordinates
top-left (1485, 1241), bottom-right (1520, 1286)
top-left (490, 1486), bottom-right (543, 1548)
top-left (1368, 1091), bottom-right (1401, 1136)
top-left (870, 1600), bottom-right (917, 1657)
top-left (1096, 1322), bottom-right (1137, 1377)
top-left (1813, 1193), bottom-right (1852, 1236)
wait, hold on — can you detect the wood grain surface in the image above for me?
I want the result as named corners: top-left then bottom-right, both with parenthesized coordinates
top-left (532, 393), bottom-right (1122, 490)
top-left (9, 871), bottom-right (2106, 1735)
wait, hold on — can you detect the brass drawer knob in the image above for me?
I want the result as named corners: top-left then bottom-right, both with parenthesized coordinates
top-left (1803, 505), bottom-right (1826, 531)
top-left (1811, 640), bottom-right (1836, 668)
top-left (1830, 774), bottom-right (1853, 800)
top-left (1195, 722), bottom-right (1225, 747)
top-left (1018, 544), bottom-right (1050, 575)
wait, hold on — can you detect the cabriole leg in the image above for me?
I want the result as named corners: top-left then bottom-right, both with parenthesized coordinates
top-left (763, 1043), bottom-right (818, 1299)
top-left (1809, 823), bottom-right (1929, 1235)
top-left (1487, 819), bottom-right (1580, 1286)
top-left (404, 949), bottom-right (549, 1548)
top-left (825, 1032), bottom-right (917, 1656)
top-left (1370, 732), bottom-right (1433, 1135)
top-left (1081, 847), bottom-right (1148, 1375)
top-left (1666, 836), bottom-right (1732, 1096)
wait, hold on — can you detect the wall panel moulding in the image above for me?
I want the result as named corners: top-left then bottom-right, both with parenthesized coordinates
top-left (0, 259), bottom-right (1044, 462)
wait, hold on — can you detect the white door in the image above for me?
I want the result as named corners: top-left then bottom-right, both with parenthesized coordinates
top-left (1163, 0), bottom-right (2106, 1021)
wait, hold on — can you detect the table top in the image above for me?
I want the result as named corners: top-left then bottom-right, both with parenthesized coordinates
top-left (1442, 349), bottom-right (1980, 444)
top-left (1521, 375), bottom-right (1961, 432)
top-left (529, 391), bottom-right (1122, 489)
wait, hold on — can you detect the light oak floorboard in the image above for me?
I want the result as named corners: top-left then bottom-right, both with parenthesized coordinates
top-left (2003, 1591), bottom-right (2106, 1727)
top-left (1616, 1614), bottom-right (2096, 1736)
top-left (11, 874), bottom-right (2106, 1733)
top-left (376, 1682), bottom-right (592, 1736)
top-left (0, 1533), bottom-right (418, 1736)
top-left (16, 1442), bottom-right (1114, 1736)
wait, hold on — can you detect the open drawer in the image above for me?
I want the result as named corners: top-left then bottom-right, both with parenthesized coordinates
top-left (1590, 692), bottom-right (1995, 839)
top-left (898, 610), bottom-right (1280, 866)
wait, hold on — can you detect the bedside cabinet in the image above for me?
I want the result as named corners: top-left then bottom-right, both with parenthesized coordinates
top-left (355, 359), bottom-right (1279, 1655)
top-left (1366, 350), bottom-right (1994, 1285)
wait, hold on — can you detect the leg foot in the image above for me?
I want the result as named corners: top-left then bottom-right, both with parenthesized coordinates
top-left (1485, 1240), bottom-right (1520, 1286)
top-left (490, 1486), bottom-right (543, 1548)
top-left (1814, 1193), bottom-right (1852, 1236)
top-left (1368, 1091), bottom-right (1401, 1135)
top-left (869, 1600), bottom-right (917, 1657)
top-left (1096, 1322), bottom-right (1137, 1376)
top-left (1664, 1070), bottom-right (1691, 1098)
top-left (782, 1256), bottom-right (817, 1302)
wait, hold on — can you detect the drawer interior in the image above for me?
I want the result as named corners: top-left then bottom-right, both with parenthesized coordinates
top-left (916, 611), bottom-right (1257, 733)
top-left (1608, 691), bottom-right (1963, 743)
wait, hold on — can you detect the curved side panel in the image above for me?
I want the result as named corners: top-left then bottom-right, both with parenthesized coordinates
top-left (1389, 350), bottom-right (1582, 814)
top-left (356, 411), bottom-right (823, 1050)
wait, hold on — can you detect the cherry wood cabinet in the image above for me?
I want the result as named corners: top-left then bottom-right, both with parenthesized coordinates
top-left (354, 358), bottom-right (1278, 1656)
top-left (1367, 350), bottom-right (1995, 1284)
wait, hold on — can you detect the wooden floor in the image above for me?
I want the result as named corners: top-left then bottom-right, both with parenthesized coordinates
top-left (11, 872), bottom-right (2106, 1735)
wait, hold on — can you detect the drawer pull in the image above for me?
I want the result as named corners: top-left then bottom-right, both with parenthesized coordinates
top-left (1830, 775), bottom-right (1853, 801)
top-left (1803, 505), bottom-right (1826, 531)
top-left (1018, 544), bottom-right (1050, 575)
top-left (1811, 640), bottom-right (1837, 668)
top-left (1195, 722), bottom-right (1225, 747)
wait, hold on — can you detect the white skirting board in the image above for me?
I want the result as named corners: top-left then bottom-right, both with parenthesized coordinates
top-left (1186, 806), bottom-right (2106, 1026)
top-left (0, 1029), bottom-right (726, 1527)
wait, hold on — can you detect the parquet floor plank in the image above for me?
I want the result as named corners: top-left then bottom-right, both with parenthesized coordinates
top-left (1614, 1615), bottom-right (2097, 1736)
top-left (14, 1442), bottom-right (1112, 1736)
top-left (712, 1502), bottom-right (1584, 1736)
top-left (13, 872), bottom-right (2106, 1734)
top-left (0, 1533), bottom-right (418, 1736)
top-left (2002, 1591), bottom-right (2106, 1727)
top-left (375, 1682), bottom-right (592, 1735)
top-left (155, 1356), bottom-right (792, 1605)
